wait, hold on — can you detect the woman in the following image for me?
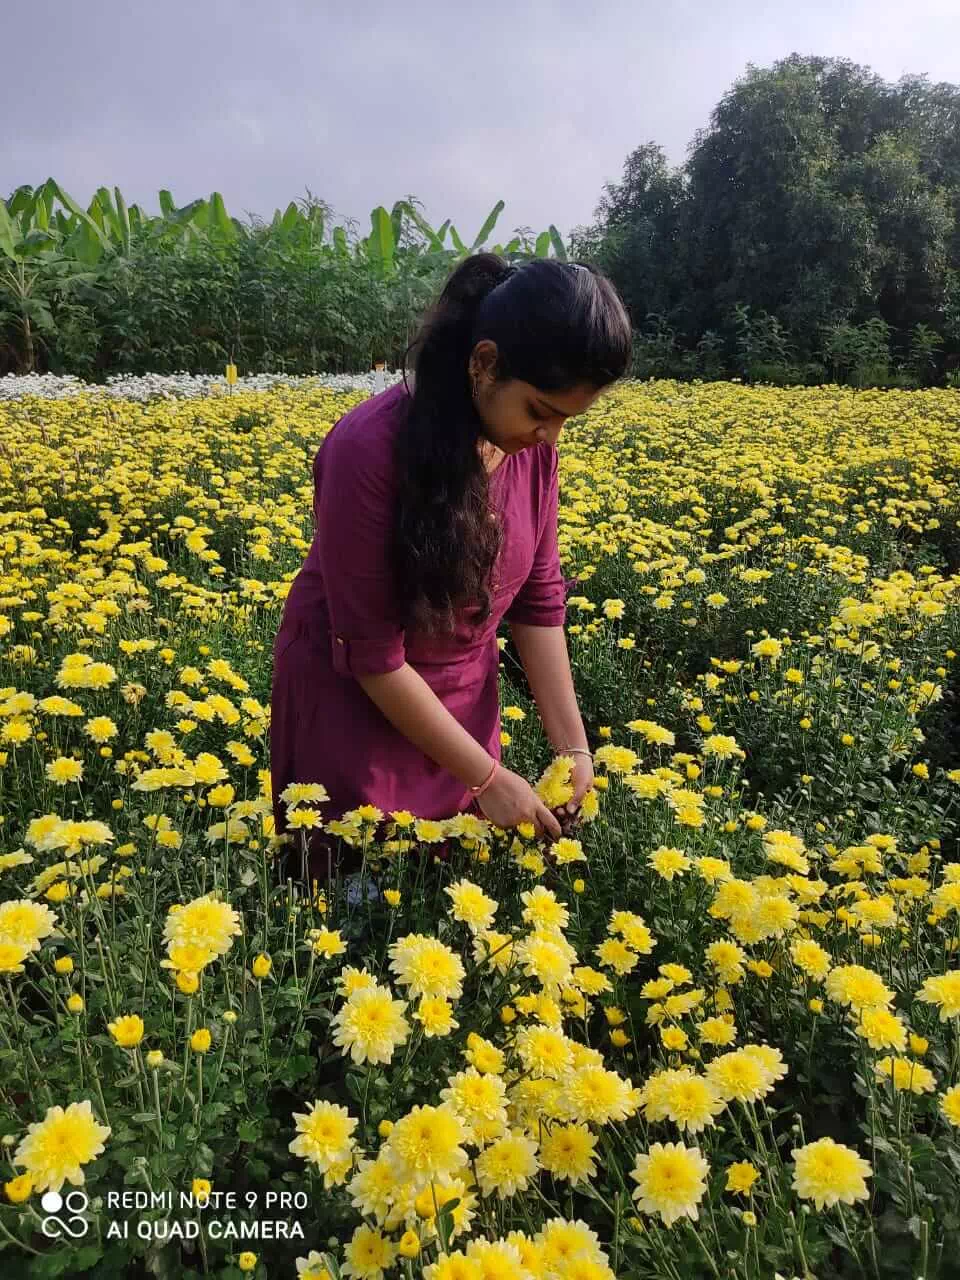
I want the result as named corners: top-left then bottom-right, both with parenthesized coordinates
top-left (270, 253), bottom-right (632, 886)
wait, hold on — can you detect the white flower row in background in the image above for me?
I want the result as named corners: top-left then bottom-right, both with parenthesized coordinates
top-left (0, 369), bottom-right (406, 402)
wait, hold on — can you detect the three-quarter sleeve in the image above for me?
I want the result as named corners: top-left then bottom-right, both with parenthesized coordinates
top-left (503, 445), bottom-right (568, 628)
top-left (315, 430), bottom-right (407, 679)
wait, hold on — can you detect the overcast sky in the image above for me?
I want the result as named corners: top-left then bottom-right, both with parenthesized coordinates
top-left (4, 0), bottom-right (959, 246)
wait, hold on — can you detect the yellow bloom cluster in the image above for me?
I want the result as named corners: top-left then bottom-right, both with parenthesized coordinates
top-left (159, 892), bottom-right (242, 989)
top-left (3, 378), bottom-right (960, 1273)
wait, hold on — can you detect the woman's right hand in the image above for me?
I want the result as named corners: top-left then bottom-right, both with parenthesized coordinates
top-left (475, 764), bottom-right (562, 842)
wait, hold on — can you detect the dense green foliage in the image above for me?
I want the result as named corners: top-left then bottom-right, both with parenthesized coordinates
top-left (3, 54), bottom-right (960, 389)
top-left (571, 54), bottom-right (960, 389)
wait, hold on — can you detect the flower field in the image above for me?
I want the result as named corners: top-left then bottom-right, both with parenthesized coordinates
top-left (1, 375), bottom-right (960, 1280)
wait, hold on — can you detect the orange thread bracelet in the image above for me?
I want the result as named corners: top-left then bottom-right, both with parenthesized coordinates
top-left (470, 758), bottom-right (498, 798)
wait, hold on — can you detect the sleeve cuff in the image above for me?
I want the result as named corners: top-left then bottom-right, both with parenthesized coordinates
top-left (503, 602), bottom-right (567, 628)
top-left (332, 633), bottom-right (406, 678)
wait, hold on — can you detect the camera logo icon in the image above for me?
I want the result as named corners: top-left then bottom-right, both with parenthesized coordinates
top-left (40, 1190), bottom-right (90, 1239)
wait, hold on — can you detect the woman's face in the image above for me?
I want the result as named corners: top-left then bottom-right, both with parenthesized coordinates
top-left (471, 344), bottom-right (605, 453)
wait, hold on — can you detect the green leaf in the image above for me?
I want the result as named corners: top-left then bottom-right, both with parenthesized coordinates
top-left (469, 200), bottom-right (505, 252)
top-left (27, 1250), bottom-right (75, 1278)
top-left (70, 1246), bottom-right (104, 1273)
top-left (209, 191), bottom-right (236, 241)
top-left (48, 180), bottom-right (107, 260)
top-left (321, 1251), bottom-right (342, 1280)
top-left (285, 1053), bottom-right (313, 1081)
top-left (548, 225), bottom-right (568, 260)
top-left (366, 206), bottom-right (395, 280)
top-left (0, 199), bottom-right (19, 260)
top-left (344, 1073), bottom-right (363, 1103)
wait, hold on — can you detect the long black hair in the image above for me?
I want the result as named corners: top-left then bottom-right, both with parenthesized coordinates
top-left (393, 252), bottom-right (632, 636)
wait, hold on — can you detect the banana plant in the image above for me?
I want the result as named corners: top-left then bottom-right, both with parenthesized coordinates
top-left (366, 198), bottom-right (571, 277)
top-left (1, 180), bottom-right (576, 374)
top-left (364, 205), bottom-right (397, 280)
top-left (41, 180), bottom-right (109, 266)
top-left (0, 194), bottom-right (101, 372)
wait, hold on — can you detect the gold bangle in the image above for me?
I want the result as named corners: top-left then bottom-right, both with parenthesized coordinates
top-left (469, 757), bottom-right (498, 794)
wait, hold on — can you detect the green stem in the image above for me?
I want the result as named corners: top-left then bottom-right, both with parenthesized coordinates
top-left (687, 1220), bottom-right (721, 1277)
top-left (152, 1066), bottom-right (164, 1146)
top-left (0, 1213), bottom-right (43, 1255)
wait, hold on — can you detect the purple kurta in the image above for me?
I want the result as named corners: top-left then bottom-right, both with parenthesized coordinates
top-left (269, 380), bottom-right (567, 855)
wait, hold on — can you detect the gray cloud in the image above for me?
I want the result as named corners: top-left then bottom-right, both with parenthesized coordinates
top-left (3, 0), bottom-right (958, 243)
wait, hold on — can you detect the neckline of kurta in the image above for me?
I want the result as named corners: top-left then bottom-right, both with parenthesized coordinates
top-left (486, 449), bottom-right (511, 481)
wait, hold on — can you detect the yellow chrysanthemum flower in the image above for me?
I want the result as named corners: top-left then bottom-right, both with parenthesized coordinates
top-left (444, 879), bottom-right (498, 934)
top-left (474, 1131), bottom-right (540, 1197)
top-left (790, 1137), bottom-right (872, 1210)
top-left (107, 1014), bottom-right (145, 1048)
top-left (289, 1099), bottom-right (357, 1172)
top-left (630, 1142), bottom-right (709, 1226)
top-left (388, 935), bottom-right (465, 1002)
top-left (14, 1100), bottom-right (111, 1193)
top-left (538, 1122), bottom-right (598, 1185)
top-left (383, 1104), bottom-right (470, 1189)
top-left (874, 1056), bottom-right (936, 1094)
top-left (332, 984), bottom-right (410, 1066)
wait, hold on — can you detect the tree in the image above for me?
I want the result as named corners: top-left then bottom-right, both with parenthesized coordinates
top-left (579, 53), bottom-right (960, 384)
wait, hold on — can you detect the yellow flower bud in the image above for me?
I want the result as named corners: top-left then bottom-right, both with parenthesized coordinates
top-left (661, 1026), bottom-right (688, 1051)
top-left (252, 953), bottom-right (272, 980)
top-left (4, 1174), bottom-right (34, 1203)
top-left (176, 970), bottom-right (200, 995)
top-left (398, 1230), bottom-right (420, 1258)
top-left (190, 1028), bottom-right (212, 1054)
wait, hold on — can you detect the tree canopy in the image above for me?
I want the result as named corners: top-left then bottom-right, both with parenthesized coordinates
top-left (572, 53), bottom-right (960, 385)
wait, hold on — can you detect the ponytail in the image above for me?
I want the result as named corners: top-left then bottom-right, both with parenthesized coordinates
top-left (392, 252), bottom-right (631, 636)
